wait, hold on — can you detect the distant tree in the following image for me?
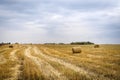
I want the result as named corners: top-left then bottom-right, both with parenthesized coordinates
top-left (71, 41), bottom-right (94, 45)
top-left (15, 42), bottom-right (19, 44)
top-left (8, 42), bottom-right (11, 44)
top-left (58, 43), bottom-right (65, 45)
top-left (44, 43), bottom-right (56, 45)
top-left (0, 42), bottom-right (11, 46)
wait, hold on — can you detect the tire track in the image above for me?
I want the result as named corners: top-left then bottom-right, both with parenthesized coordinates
top-left (7, 49), bottom-right (21, 80)
top-left (0, 55), bottom-right (6, 64)
top-left (10, 49), bottom-right (18, 61)
top-left (25, 46), bottom-right (68, 80)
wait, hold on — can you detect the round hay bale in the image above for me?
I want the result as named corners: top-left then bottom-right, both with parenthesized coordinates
top-left (9, 45), bottom-right (13, 48)
top-left (94, 45), bottom-right (99, 48)
top-left (72, 47), bottom-right (81, 53)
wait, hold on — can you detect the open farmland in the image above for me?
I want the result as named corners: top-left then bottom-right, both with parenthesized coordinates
top-left (0, 44), bottom-right (120, 80)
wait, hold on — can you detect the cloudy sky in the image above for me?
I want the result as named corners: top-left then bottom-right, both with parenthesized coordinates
top-left (0, 0), bottom-right (120, 44)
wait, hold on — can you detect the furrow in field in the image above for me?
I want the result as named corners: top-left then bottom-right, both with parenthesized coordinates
top-left (6, 49), bottom-right (21, 80)
top-left (0, 55), bottom-right (6, 64)
top-left (25, 46), bottom-right (68, 80)
top-left (9, 49), bottom-right (18, 61)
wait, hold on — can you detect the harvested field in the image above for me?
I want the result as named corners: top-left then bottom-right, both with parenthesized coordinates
top-left (0, 44), bottom-right (120, 80)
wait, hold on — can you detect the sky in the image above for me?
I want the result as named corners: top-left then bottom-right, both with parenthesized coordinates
top-left (0, 0), bottom-right (120, 44)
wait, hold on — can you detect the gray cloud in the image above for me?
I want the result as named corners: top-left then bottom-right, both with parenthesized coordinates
top-left (0, 0), bottom-right (120, 43)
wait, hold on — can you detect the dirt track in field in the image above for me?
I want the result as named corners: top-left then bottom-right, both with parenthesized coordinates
top-left (0, 55), bottom-right (6, 64)
top-left (24, 46), bottom-right (68, 80)
top-left (7, 49), bottom-right (21, 80)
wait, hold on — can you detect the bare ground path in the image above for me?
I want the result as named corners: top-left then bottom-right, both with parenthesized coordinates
top-left (24, 46), bottom-right (68, 80)
top-left (5, 49), bottom-right (21, 80)
top-left (0, 55), bottom-right (6, 64)
top-left (9, 49), bottom-right (18, 61)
